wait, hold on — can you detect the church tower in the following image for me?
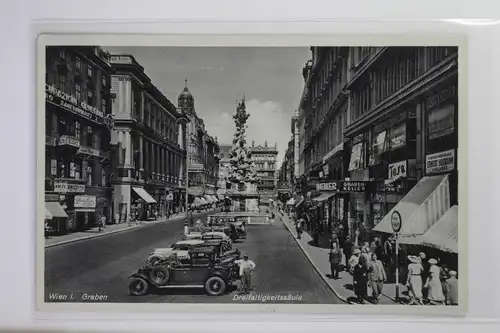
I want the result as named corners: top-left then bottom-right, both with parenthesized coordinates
top-left (178, 79), bottom-right (195, 114)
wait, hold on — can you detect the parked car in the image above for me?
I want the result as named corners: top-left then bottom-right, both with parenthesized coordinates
top-left (202, 231), bottom-right (232, 251)
top-left (128, 247), bottom-right (239, 296)
top-left (147, 239), bottom-right (205, 265)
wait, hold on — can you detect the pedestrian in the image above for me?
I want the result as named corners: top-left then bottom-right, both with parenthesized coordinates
top-left (405, 255), bottom-right (424, 305)
top-left (44, 221), bottom-right (50, 239)
top-left (100, 215), bottom-right (106, 231)
top-left (425, 258), bottom-right (446, 305)
top-left (236, 255), bottom-right (256, 294)
top-left (349, 248), bottom-right (362, 274)
top-left (361, 245), bottom-right (371, 264)
top-left (343, 236), bottom-right (353, 269)
top-left (295, 219), bottom-right (303, 240)
top-left (329, 242), bottom-right (342, 279)
top-left (370, 237), bottom-right (379, 254)
top-left (313, 227), bottom-right (320, 246)
top-left (368, 253), bottom-right (387, 304)
top-left (444, 270), bottom-right (458, 305)
top-left (419, 252), bottom-right (429, 298)
top-left (353, 254), bottom-right (369, 304)
top-left (329, 230), bottom-right (339, 250)
top-left (383, 236), bottom-right (393, 267)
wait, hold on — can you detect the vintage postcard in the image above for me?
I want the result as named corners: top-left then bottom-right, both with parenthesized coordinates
top-left (37, 34), bottom-right (468, 315)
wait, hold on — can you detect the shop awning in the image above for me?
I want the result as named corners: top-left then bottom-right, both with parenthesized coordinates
top-left (132, 187), bottom-right (157, 204)
top-left (45, 202), bottom-right (68, 219)
top-left (373, 174), bottom-right (451, 239)
top-left (286, 198), bottom-right (295, 205)
top-left (45, 207), bottom-right (53, 220)
top-left (204, 195), bottom-right (214, 204)
top-left (199, 197), bottom-right (208, 205)
top-left (312, 192), bottom-right (335, 203)
top-left (295, 197), bottom-right (304, 208)
top-left (211, 195), bottom-right (219, 202)
top-left (418, 205), bottom-right (458, 253)
top-left (217, 194), bottom-right (225, 200)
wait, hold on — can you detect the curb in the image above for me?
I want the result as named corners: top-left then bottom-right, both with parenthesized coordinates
top-left (277, 212), bottom-right (350, 304)
top-left (45, 225), bottom-right (142, 248)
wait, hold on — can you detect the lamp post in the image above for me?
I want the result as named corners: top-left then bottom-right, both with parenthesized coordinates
top-left (176, 116), bottom-right (190, 234)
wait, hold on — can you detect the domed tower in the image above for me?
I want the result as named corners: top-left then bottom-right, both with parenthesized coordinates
top-left (178, 79), bottom-right (195, 114)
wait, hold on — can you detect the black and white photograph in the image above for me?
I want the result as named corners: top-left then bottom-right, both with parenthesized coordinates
top-left (39, 41), bottom-right (464, 311)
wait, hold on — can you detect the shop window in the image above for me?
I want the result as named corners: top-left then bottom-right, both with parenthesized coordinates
top-left (388, 122), bottom-right (406, 150)
top-left (348, 142), bottom-right (364, 171)
top-left (87, 66), bottom-right (93, 78)
top-left (75, 163), bottom-right (81, 179)
top-left (369, 130), bottom-right (387, 166)
top-left (428, 103), bottom-right (454, 140)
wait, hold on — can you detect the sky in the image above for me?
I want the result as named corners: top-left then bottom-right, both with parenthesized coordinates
top-left (105, 47), bottom-right (310, 166)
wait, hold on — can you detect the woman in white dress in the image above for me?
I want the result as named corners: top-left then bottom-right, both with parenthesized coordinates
top-left (425, 258), bottom-right (445, 305)
top-left (405, 255), bottom-right (424, 305)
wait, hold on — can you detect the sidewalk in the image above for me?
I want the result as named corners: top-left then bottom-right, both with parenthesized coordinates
top-left (44, 210), bottom-right (216, 248)
top-left (44, 222), bottom-right (141, 248)
top-left (277, 210), bottom-right (404, 305)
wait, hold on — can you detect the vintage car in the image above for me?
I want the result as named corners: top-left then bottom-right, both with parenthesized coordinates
top-left (182, 231), bottom-right (203, 240)
top-left (146, 239), bottom-right (205, 265)
top-left (128, 247), bottom-right (240, 296)
top-left (201, 231), bottom-right (232, 251)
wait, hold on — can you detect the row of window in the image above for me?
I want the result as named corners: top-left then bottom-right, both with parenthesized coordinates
top-left (46, 113), bottom-right (106, 150)
top-left (46, 158), bottom-right (107, 187)
top-left (351, 47), bottom-right (456, 122)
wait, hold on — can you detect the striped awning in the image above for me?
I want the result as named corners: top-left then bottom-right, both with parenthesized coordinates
top-left (418, 205), bottom-right (458, 253)
top-left (45, 202), bottom-right (69, 219)
top-left (132, 187), bottom-right (157, 204)
top-left (373, 174), bottom-right (451, 239)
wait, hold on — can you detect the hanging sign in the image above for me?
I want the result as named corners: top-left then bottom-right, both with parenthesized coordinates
top-left (388, 160), bottom-right (407, 181)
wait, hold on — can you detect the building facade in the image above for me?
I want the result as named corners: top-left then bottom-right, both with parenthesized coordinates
top-left (250, 141), bottom-right (278, 201)
top-left (297, 46), bottom-right (458, 249)
top-left (177, 81), bottom-right (220, 202)
top-left (109, 54), bottom-right (187, 222)
top-left (45, 46), bottom-right (114, 234)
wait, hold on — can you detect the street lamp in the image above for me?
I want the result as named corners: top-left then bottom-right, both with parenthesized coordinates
top-left (175, 115), bottom-right (190, 233)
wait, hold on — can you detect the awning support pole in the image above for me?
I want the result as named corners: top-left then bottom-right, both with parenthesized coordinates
top-left (395, 232), bottom-right (400, 302)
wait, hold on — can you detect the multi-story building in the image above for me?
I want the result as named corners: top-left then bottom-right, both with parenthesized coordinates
top-left (298, 46), bottom-right (458, 249)
top-left (109, 54), bottom-right (187, 222)
top-left (345, 47), bottom-right (458, 243)
top-left (296, 47), bottom-right (350, 241)
top-left (177, 81), bottom-right (220, 204)
top-left (250, 141), bottom-right (278, 201)
top-left (45, 46), bottom-right (114, 234)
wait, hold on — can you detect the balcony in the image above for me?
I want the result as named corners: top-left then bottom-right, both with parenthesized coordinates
top-left (58, 135), bottom-right (80, 148)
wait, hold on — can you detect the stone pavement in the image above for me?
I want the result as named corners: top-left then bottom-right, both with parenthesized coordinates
top-left (276, 210), bottom-right (405, 305)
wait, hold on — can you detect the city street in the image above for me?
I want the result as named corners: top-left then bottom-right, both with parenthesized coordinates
top-left (45, 211), bottom-right (341, 304)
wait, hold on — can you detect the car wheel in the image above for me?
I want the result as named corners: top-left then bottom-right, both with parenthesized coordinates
top-left (128, 277), bottom-right (149, 296)
top-left (150, 266), bottom-right (170, 285)
top-left (205, 276), bottom-right (227, 296)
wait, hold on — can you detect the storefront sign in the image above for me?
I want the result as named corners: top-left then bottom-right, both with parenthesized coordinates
top-left (74, 195), bottom-right (97, 209)
top-left (45, 85), bottom-right (105, 124)
top-left (388, 160), bottom-right (407, 181)
top-left (188, 186), bottom-right (204, 196)
top-left (426, 149), bottom-right (455, 174)
top-left (428, 103), bottom-right (454, 140)
top-left (427, 86), bottom-right (456, 110)
top-left (78, 147), bottom-right (101, 157)
top-left (391, 210), bottom-right (402, 233)
top-left (110, 56), bottom-right (133, 64)
top-left (339, 181), bottom-right (367, 192)
top-left (189, 163), bottom-right (204, 171)
top-left (54, 181), bottom-right (85, 193)
top-left (316, 182), bottom-right (338, 191)
top-left (59, 135), bottom-right (80, 148)
top-left (389, 123), bottom-right (406, 150)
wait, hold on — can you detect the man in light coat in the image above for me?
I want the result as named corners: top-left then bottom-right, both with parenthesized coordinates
top-left (368, 253), bottom-right (387, 303)
top-left (235, 255), bottom-right (256, 294)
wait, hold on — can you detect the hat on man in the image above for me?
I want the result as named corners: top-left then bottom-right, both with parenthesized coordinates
top-left (407, 255), bottom-right (421, 264)
top-left (243, 255), bottom-right (249, 259)
top-left (449, 270), bottom-right (457, 277)
top-left (353, 248), bottom-right (361, 255)
top-left (428, 258), bottom-right (438, 265)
